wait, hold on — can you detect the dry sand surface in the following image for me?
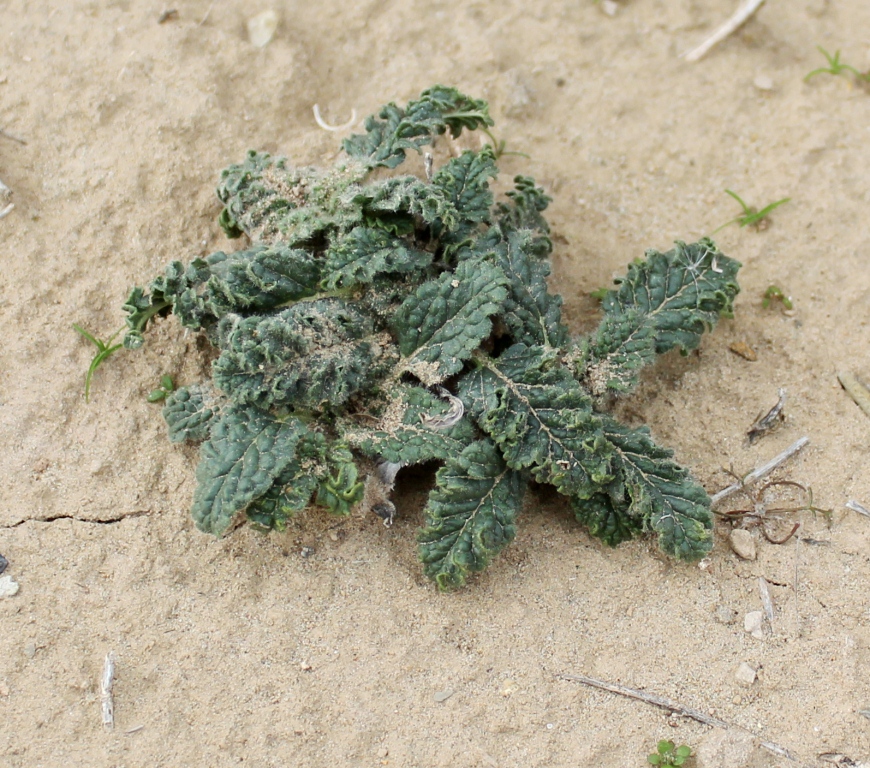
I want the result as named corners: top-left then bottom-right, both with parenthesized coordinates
top-left (1, 1), bottom-right (870, 766)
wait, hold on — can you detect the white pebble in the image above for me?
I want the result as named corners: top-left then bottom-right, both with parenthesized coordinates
top-left (753, 75), bottom-right (774, 91)
top-left (729, 529), bottom-right (756, 560)
top-left (734, 662), bottom-right (757, 686)
top-left (601, 0), bottom-right (618, 15)
top-left (744, 611), bottom-right (764, 640)
top-left (0, 574), bottom-right (19, 598)
top-left (433, 689), bottom-right (454, 703)
top-left (247, 10), bottom-right (278, 48)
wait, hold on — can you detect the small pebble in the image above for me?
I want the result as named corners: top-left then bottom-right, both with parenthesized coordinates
top-left (729, 529), bottom-right (757, 560)
top-left (247, 9), bottom-right (278, 48)
top-left (601, 0), bottom-right (618, 15)
top-left (299, 661), bottom-right (312, 672)
top-left (24, 642), bottom-right (36, 659)
top-left (734, 662), bottom-right (757, 686)
top-left (433, 689), bottom-right (454, 703)
top-left (300, 546), bottom-right (315, 558)
top-left (715, 605), bottom-right (737, 624)
top-left (744, 611), bottom-right (764, 640)
top-left (729, 341), bottom-right (758, 361)
top-left (501, 679), bottom-right (519, 697)
top-left (753, 74), bottom-right (774, 91)
top-left (376, 747), bottom-right (389, 759)
top-left (0, 574), bottom-right (19, 598)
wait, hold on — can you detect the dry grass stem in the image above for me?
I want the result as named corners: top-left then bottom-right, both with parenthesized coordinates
top-left (711, 437), bottom-right (810, 506)
top-left (837, 371), bottom-right (870, 419)
top-left (312, 104), bottom-right (357, 132)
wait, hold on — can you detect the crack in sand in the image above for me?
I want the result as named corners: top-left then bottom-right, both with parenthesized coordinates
top-left (1, 510), bottom-right (153, 528)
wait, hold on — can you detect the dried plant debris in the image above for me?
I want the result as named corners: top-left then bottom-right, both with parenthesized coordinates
top-left (747, 387), bottom-right (786, 443)
top-left (121, 86), bottom-right (741, 589)
top-left (838, 371), bottom-right (870, 419)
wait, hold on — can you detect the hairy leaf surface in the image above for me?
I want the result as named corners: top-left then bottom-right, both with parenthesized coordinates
top-left (600, 415), bottom-right (713, 560)
top-left (393, 259), bottom-right (508, 384)
top-left (342, 385), bottom-right (476, 464)
top-left (192, 406), bottom-right (309, 535)
top-left (213, 299), bottom-right (396, 410)
top-left (162, 384), bottom-right (224, 444)
top-left (323, 227), bottom-right (433, 289)
top-left (460, 344), bottom-right (612, 497)
top-left (581, 239), bottom-right (740, 395)
top-left (418, 439), bottom-right (526, 590)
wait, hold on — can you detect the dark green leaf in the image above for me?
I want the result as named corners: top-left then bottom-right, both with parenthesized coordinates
top-left (580, 239), bottom-right (740, 396)
top-left (323, 226), bottom-right (433, 290)
top-left (459, 344), bottom-right (613, 497)
top-left (418, 439), bottom-right (526, 590)
top-left (600, 415), bottom-right (713, 561)
top-left (162, 384), bottom-right (224, 443)
top-left (191, 406), bottom-right (309, 535)
top-left (431, 147), bottom-right (498, 227)
top-left (393, 258), bottom-right (509, 384)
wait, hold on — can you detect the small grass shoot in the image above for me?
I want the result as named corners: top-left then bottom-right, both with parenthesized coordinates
top-left (804, 46), bottom-right (870, 84)
top-left (712, 189), bottom-right (790, 234)
top-left (72, 324), bottom-right (124, 403)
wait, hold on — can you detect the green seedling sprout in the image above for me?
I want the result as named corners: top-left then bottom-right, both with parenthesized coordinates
top-left (589, 287), bottom-right (610, 301)
top-left (762, 285), bottom-right (793, 310)
top-left (72, 324), bottom-right (124, 403)
top-left (712, 189), bottom-right (790, 234)
top-left (648, 740), bottom-right (692, 766)
top-left (481, 127), bottom-right (530, 159)
top-left (147, 375), bottom-right (176, 403)
top-left (804, 46), bottom-right (870, 83)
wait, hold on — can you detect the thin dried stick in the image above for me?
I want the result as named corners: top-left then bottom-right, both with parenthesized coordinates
top-left (758, 576), bottom-right (775, 623)
top-left (710, 436), bottom-right (810, 506)
top-left (558, 672), bottom-right (805, 764)
top-left (559, 673), bottom-right (728, 727)
top-left (101, 652), bottom-right (116, 729)
top-left (0, 178), bottom-right (13, 219)
top-left (838, 372), bottom-right (870, 419)
top-left (682, 0), bottom-right (766, 62)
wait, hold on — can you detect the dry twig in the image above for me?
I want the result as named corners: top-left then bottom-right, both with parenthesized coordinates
top-left (682, 0), bottom-right (766, 62)
top-left (846, 500), bottom-right (870, 519)
top-left (558, 672), bottom-right (806, 764)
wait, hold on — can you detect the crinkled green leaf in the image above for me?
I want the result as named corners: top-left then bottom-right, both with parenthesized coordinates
top-left (495, 175), bottom-right (553, 256)
top-left (393, 259), bottom-right (509, 384)
top-left (432, 147), bottom-right (498, 227)
top-left (315, 443), bottom-right (364, 515)
top-left (216, 151), bottom-right (367, 244)
top-left (360, 176), bottom-right (457, 229)
top-left (580, 239), bottom-right (740, 395)
top-left (571, 487), bottom-right (644, 548)
top-left (162, 383), bottom-right (224, 443)
top-left (123, 246), bottom-right (322, 345)
top-left (600, 414), bottom-right (713, 560)
top-left (323, 226), bottom-right (433, 290)
top-left (488, 229), bottom-right (568, 349)
top-left (213, 299), bottom-right (396, 410)
top-left (459, 344), bottom-right (612, 497)
top-left (341, 385), bottom-right (476, 464)
top-left (343, 86), bottom-right (493, 169)
top-left (418, 439), bottom-right (526, 590)
top-left (191, 405), bottom-right (309, 535)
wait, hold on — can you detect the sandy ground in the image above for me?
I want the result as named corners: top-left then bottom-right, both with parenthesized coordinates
top-left (1, 1), bottom-right (870, 766)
